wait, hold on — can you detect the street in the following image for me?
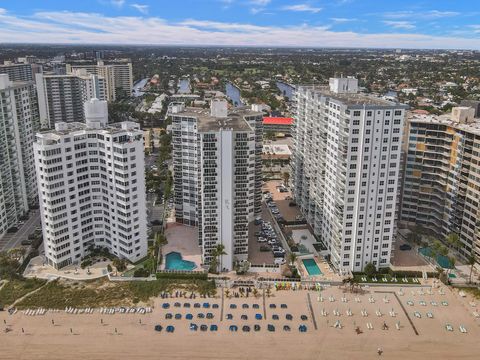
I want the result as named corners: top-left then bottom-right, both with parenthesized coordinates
top-left (0, 210), bottom-right (41, 252)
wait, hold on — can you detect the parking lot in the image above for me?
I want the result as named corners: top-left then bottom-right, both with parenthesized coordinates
top-left (248, 193), bottom-right (287, 266)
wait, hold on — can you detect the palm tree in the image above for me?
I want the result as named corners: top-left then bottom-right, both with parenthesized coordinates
top-left (213, 244), bottom-right (227, 273)
top-left (252, 288), bottom-right (259, 298)
top-left (225, 289), bottom-right (230, 299)
top-left (446, 233), bottom-right (460, 252)
top-left (288, 253), bottom-right (297, 268)
top-left (467, 253), bottom-right (476, 284)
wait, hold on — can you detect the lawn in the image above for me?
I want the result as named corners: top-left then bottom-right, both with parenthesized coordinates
top-left (0, 278), bottom-right (47, 306)
top-left (14, 278), bottom-right (216, 309)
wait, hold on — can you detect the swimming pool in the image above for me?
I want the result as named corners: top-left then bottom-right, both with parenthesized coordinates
top-left (418, 247), bottom-right (453, 269)
top-left (302, 259), bottom-right (322, 276)
top-left (165, 252), bottom-right (196, 271)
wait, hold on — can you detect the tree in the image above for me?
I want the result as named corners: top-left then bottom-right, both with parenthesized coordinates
top-left (467, 253), bottom-right (476, 284)
top-left (113, 258), bottom-right (127, 272)
top-left (0, 251), bottom-right (21, 280)
top-left (252, 288), bottom-right (259, 298)
top-left (446, 233), bottom-right (460, 251)
top-left (209, 244), bottom-right (227, 274)
top-left (288, 253), bottom-right (297, 268)
top-left (364, 262), bottom-right (376, 278)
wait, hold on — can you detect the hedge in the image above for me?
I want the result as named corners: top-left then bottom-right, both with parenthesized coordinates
top-left (156, 272), bottom-right (208, 280)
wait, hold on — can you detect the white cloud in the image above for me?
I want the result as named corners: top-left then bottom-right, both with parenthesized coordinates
top-left (250, 0), bottom-right (271, 5)
top-left (0, 9), bottom-right (479, 50)
top-left (282, 4), bottom-right (322, 14)
top-left (330, 18), bottom-right (357, 23)
top-left (383, 21), bottom-right (416, 30)
top-left (384, 10), bottom-right (459, 20)
top-left (110, 0), bottom-right (125, 8)
top-left (131, 4), bottom-right (149, 14)
top-left (468, 25), bottom-right (480, 33)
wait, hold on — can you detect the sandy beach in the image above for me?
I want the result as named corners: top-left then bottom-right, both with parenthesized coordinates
top-left (1, 284), bottom-right (479, 360)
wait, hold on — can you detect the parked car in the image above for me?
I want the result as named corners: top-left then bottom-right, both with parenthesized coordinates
top-left (274, 258), bottom-right (286, 265)
top-left (258, 237), bottom-right (267, 243)
top-left (399, 244), bottom-right (412, 251)
top-left (273, 252), bottom-right (285, 258)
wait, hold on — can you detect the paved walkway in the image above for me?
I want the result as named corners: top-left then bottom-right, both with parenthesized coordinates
top-left (23, 256), bottom-right (110, 280)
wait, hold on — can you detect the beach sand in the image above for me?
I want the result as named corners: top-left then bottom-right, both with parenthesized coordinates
top-left (1, 285), bottom-right (479, 360)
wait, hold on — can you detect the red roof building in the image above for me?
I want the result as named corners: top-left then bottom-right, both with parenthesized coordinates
top-left (263, 117), bottom-right (294, 126)
top-left (263, 117), bottom-right (294, 135)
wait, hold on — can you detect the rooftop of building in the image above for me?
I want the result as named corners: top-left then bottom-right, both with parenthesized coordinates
top-left (263, 144), bottom-right (292, 156)
top-left (297, 85), bottom-right (408, 108)
top-left (263, 117), bottom-right (294, 126)
top-left (173, 106), bottom-right (262, 132)
top-left (36, 120), bottom-right (142, 140)
top-left (0, 74), bottom-right (32, 90)
top-left (408, 111), bottom-right (480, 136)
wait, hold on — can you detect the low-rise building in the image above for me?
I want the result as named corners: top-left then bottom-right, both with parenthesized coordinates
top-left (263, 117), bottom-right (294, 135)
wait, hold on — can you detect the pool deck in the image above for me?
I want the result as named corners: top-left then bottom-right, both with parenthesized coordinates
top-left (296, 256), bottom-right (339, 281)
top-left (162, 224), bottom-right (202, 270)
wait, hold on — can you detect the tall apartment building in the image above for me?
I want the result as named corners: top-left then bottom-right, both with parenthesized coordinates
top-left (36, 72), bottom-right (106, 128)
top-left (34, 98), bottom-right (147, 269)
top-left (0, 74), bottom-right (40, 238)
top-left (401, 107), bottom-right (480, 261)
top-left (0, 62), bottom-right (34, 82)
top-left (170, 100), bottom-right (263, 270)
top-left (66, 60), bottom-right (133, 101)
top-left (292, 77), bottom-right (408, 272)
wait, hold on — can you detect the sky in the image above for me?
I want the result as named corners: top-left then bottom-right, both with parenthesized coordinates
top-left (0, 0), bottom-right (479, 49)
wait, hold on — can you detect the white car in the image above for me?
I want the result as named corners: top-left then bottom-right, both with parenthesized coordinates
top-left (258, 237), bottom-right (267, 243)
top-left (274, 258), bottom-right (286, 265)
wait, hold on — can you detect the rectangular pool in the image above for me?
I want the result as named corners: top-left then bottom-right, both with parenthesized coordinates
top-left (302, 259), bottom-right (322, 276)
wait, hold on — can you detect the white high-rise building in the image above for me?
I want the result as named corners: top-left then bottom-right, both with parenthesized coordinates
top-left (66, 60), bottom-right (133, 101)
top-left (34, 98), bottom-right (147, 269)
top-left (292, 76), bottom-right (408, 272)
top-left (0, 62), bottom-right (34, 82)
top-left (170, 100), bottom-right (262, 270)
top-left (36, 72), bottom-right (106, 128)
top-left (0, 74), bottom-right (40, 238)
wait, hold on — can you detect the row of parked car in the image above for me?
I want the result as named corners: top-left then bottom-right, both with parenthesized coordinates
top-left (255, 218), bottom-right (286, 265)
top-left (264, 194), bottom-right (285, 222)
